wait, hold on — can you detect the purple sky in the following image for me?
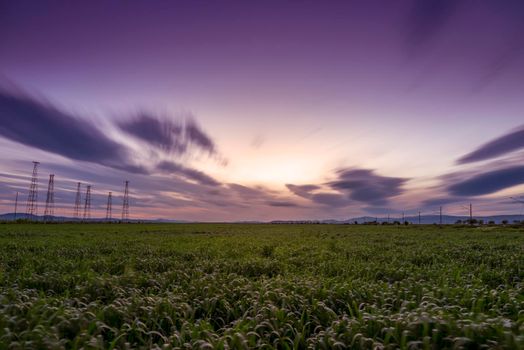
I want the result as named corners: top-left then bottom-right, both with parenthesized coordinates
top-left (1, 0), bottom-right (524, 221)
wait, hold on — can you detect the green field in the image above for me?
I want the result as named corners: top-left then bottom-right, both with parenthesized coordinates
top-left (0, 224), bottom-right (523, 349)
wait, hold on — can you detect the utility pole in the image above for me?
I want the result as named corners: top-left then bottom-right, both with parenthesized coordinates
top-left (44, 174), bottom-right (55, 222)
top-left (122, 180), bottom-right (129, 222)
top-left (74, 182), bottom-right (82, 219)
top-left (439, 206), bottom-right (442, 225)
top-left (460, 204), bottom-right (473, 225)
top-left (106, 191), bottom-right (112, 221)
top-left (418, 211), bottom-right (421, 225)
top-left (402, 211), bottom-right (404, 223)
top-left (14, 191), bottom-right (18, 220)
top-left (26, 161), bottom-right (40, 220)
top-left (83, 185), bottom-right (91, 221)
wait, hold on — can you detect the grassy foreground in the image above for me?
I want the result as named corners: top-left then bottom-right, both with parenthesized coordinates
top-left (0, 224), bottom-right (523, 349)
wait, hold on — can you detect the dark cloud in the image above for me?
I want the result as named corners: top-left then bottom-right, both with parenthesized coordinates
top-left (227, 183), bottom-right (271, 198)
top-left (0, 88), bottom-right (144, 173)
top-left (285, 184), bottom-right (320, 198)
top-left (287, 168), bottom-right (407, 207)
top-left (118, 114), bottom-right (216, 155)
top-left (267, 200), bottom-right (299, 207)
top-left (328, 169), bottom-right (407, 205)
top-left (310, 193), bottom-right (349, 207)
top-left (458, 126), bottom-right (524, 164)
top-left (448, 165), bottom-right (524, 196)
top-left (156, 161), bottom-right (220, 186)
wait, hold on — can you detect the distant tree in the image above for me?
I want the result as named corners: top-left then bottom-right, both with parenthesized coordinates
top-left (502, 220), bottom-right (508, 225)
top-left (488, 220), bottom-right (495, 225)
top-left (478, 219), bottom-right (484, 225)
top-left (455, 220), bottom-right (463, 224)
top-left (354, 221), bottom-right (358, 225)
top-left (404, 221), bottom-right (409, 225)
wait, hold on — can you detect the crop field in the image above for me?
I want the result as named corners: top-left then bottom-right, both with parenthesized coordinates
top-left (0, 224), bottom-right (523, 349)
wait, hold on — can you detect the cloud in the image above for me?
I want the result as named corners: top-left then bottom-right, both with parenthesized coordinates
top-left (267, 200), bottom-right (299, 207)
top-left (285, 184), bottom-right (320, 198)
top-left (227, 183), bottom-right (272, 199)
top-left (457, 126), bottom-right (524, 164)
top-left (156, 160), bottom-right (221, 186)
top-left (117, 113), bottom-right (216, 155)
top-left (448, 165), bottom-right (524, 196)
top-left (287, 168), bottom-right (407, 207)
top-left (328, 168), bottom-right (407, 205)
top-left (0, 88), bottom-right (144, 173)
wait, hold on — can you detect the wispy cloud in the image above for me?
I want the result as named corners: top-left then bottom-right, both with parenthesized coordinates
top-left (448, 165), bottom-right (524, 196)
top-left (156, 160), bottom-right (221, 187)
top-left (457, 126), bottom-right (524, 164)
top-left (0, 88), bottom-right (145, 173)
top-left (328, 169), bottom-right (407, 205)
top-left (287, 168), bottom-right (408, 208)
top-left (117, 113), bottom-right (216, 155)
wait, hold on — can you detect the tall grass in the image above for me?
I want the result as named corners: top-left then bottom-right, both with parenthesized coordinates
top-left (0, 224), bottom-right (522, 348)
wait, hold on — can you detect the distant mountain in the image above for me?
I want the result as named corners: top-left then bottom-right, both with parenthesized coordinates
top-left (1, 212), bottom-right (523, 224)
top-left (272, 214), bottom-right (524, 225)
top-left (0, 213), bottom-right (187, 223)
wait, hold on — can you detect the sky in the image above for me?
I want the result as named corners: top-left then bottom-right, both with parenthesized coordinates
top-left (1, 0), bottom-right (524, 221)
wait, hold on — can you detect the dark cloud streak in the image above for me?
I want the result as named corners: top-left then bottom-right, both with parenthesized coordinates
top-left (156, 161), bottom-right (220, 186)
top-left (287, 168), bottom-right (407, 207)
top-left (458, 126), bottom-right (524, 164)
top-left (0, 88), bottom-right (145, 174)
top-left (448, 165), bottom-right (524, 196)
top-left (118, 114), bottom-right (216, 155)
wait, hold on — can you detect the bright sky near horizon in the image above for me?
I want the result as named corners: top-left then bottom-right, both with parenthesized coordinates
top-left (1, 1), bottom-right (524, 221)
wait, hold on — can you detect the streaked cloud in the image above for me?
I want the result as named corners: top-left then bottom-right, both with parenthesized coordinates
top-left (287, 168), bottom-right (408, 208)
top-left (156, 160), bottom-right (221, 187)
top-left (458, 126), bottom-right (524, 164)
top-left (0, 88), bottom-right (145, 173)
top-left (118, 113), bottom-right (216, 156)
top-left (448, 165), bottom-right (524, 196)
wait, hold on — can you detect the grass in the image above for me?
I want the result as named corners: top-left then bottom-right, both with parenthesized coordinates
top-left (0, 223), bottom-right (523, 349)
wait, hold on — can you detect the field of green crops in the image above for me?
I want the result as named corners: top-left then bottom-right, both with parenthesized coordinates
top-left (0, 224), bottom-right (523, 349)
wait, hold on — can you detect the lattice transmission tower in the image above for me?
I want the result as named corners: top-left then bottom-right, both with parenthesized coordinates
top-left (14, 191), bottom-right (19, 220)
top-left (106, 191), bottom-right (112, 221)
top-left (122, 180), bottom-right (129, 222)
top-left (44, 174), bottom-right (55, 222)
top-left (73, 182), bottom-right (82, 219)
top-left (83, 185), bottom-right (91, 221)
top-left (26, 161), bottom-right (40, 219)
